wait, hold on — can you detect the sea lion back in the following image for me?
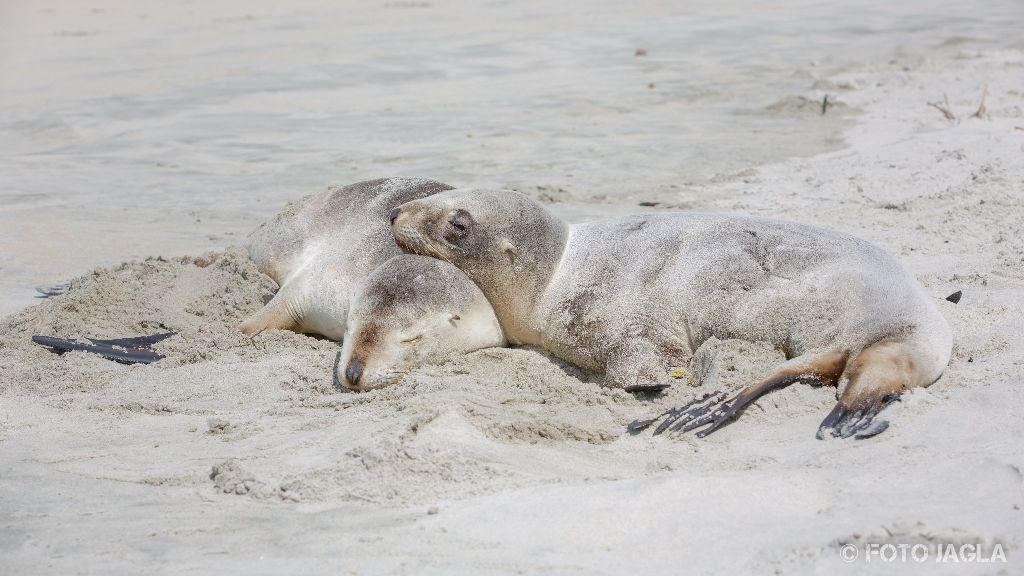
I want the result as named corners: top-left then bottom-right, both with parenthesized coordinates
top-left (245, 177), bottom-right (452, 285)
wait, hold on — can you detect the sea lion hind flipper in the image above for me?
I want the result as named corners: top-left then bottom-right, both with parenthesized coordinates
top-left (632, 392), bottom-right (723, 434)
top-left (626, 391), bottom-right (726, 434)
top-left (686, 349), bottom-right (849, 437)
top-left (631, 349), bottom-right (849, 438)
top-left (816, 337), bottom-right (933, 440)
top-left (681, 374), bottom-right (802, 437)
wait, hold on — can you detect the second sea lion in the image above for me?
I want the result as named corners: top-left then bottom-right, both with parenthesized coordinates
top-left (389, 189), bottom-right (952, 439)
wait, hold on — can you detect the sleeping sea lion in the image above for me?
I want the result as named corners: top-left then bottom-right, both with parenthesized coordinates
top-left (240, 178), bottom-right (505, 390)
top-left (337, 254), bottom-right (506, 390)
top-left (239, 177), bottom-right (453, 340)
top-left (388, 189), bottom-right (952, 439)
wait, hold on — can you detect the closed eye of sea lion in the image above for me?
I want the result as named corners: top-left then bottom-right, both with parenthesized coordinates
top-left (390, 189), bottom-right (953, 439)
top-left (238, 177), bottom-right (453, 340)
top-left (337, 254), bottom-right (505, 391)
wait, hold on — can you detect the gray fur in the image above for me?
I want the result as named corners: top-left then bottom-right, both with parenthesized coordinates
top-left (241, 177), bottom-right (453, 339)
top-left (338, 254), bottom-right (506, 390)
top-left (241, 178), bottom-right (505, 392)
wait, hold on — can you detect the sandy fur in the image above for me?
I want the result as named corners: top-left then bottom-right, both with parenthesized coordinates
top-left (393, 192), bottom-right (952, 408)
top-left (337, 254), bottom-right (506, 390)
top-left (240, 177), bottom-right (453, 339)
top-left (1, 2), bottom-right (1022, 572)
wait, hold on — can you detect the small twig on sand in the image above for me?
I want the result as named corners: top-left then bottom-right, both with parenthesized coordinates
top-left (971, 85), bottom-right (988, 119)
top-left (821, 94), bottom-right (829, 115)
top-left (927, 94), bottom-right (957, 121)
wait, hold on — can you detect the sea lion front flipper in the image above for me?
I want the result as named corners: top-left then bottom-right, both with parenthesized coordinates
top-left (816, 396), bottom-right (896, 440)
top-left (237, 290), bottom-right (301, 336)
top-left (816, 339), bottom-right (918, 439)
top-left (239, 268), bottom-right (351, 340)
top-left (685, 349), bottom-right (849, 437)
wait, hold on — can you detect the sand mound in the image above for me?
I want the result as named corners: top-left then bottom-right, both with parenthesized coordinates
top-left (0, 249), bottom-right (834, 505)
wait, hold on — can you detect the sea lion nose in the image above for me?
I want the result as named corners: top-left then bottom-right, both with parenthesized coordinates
top-left (344, 356), bottom-right (364, 389)
top-left (388, 207), bottom-right (401, 225)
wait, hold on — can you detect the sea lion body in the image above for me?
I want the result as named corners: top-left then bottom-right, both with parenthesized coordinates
top-left (240, 178), bottom-right (505, 391)
top-left (390, 189), bottom-right (952, 438)
top-left (536, 214), bottom-right (949, 380)
top-left (239, 177), bottom-right (453, 339)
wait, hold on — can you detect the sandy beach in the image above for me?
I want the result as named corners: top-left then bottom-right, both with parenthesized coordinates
top-left (2, 0), bottom-right (1023, 573)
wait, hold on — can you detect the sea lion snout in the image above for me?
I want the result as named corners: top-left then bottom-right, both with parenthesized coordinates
top-left (389, 201), bottom-right (437, 256)
top-left (344, 355), bottom-right (365, 390)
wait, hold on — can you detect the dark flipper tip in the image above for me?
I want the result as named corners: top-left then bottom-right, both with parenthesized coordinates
top-left (816, 402), bottom-right (847, 440)
top-left (817, 395), bottom-right (899, 440)
top-left (853, 419), bottom-right (890, 439)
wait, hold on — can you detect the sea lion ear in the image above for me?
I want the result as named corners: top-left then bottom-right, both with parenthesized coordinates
top-left (499, 239), bottom-right (518, 264)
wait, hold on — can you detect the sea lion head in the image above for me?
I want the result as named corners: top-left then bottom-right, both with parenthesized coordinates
top-left (336, 255), bottom-right (505, 391)
top-left (389, 189), bottom-right (569, 304)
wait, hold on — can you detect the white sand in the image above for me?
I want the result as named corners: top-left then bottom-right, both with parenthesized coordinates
top-left (2, 1), bottom-right (1023, 574)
